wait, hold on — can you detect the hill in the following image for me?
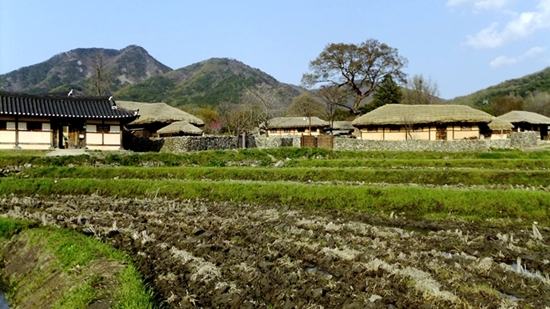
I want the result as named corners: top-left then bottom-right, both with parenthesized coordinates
top-left (0, 45), bottom-right (172, 95)
top-left (447, 67), bottom-right (550, 108)
top-left (114, 57), bottom-right (304, 108)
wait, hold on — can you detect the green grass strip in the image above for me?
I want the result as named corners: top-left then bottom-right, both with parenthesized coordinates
top-left (19, 166), bottom-right (550, 187)
top-left (285, 158), bottom-right (550, 170)
top-left (1, 178), bottom-right (548, 222)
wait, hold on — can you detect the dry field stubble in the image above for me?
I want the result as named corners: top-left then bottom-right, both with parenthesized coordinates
top-left (1, 195), bottom-right (549, 308)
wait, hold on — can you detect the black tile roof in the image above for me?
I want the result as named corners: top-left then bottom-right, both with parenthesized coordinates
top-left (0, 91), bottom-right (139, 119)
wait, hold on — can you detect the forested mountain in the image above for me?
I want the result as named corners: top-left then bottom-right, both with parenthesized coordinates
top-left (0, 45), bottom-right (171, 95)
top-left (448, 67), bottom-right (550, 107)
top-left (114, 57), bottom-right (304, 108)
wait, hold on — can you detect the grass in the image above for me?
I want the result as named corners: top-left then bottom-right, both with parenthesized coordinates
top-left (0, 218), bottom-right (157, 309)
top-left (0, 178), bottom-right (548, 222)
top-left (18, 166), bottom-right (550, 187)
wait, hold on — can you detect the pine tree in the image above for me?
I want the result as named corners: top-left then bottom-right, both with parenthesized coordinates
top-left (371, 74), bottom-right (402, 109)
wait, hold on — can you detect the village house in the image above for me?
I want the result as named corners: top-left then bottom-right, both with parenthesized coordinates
top-left (266, 117), bottom-right (329, 136)
top-left (0, 91), bottom-right (139, 150)
top-left (351, 104), bottom-right (507, 141)
top-left (117, 101), bottom-right (204, 137)
top-left (496, 110), bottom-right (550, 140)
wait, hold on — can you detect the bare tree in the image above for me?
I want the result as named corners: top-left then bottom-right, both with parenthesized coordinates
top-left (89, 51), bottom-right (112, 96)
top-left (242, 84), bottom-right (285, 135)
top-left (315, 85), bottom-right (350, 127)
top-left (402, 74), bottom-right (440, 105)
top-left (524, 91), bottom-right (550, 116)
top-left (218, 101), bottom-right (262, 136)
top-left (302, 39), bottom-right (408, 114)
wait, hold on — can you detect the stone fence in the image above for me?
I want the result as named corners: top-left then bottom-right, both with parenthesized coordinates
top-left (126, 132), bottom-right (539, 153)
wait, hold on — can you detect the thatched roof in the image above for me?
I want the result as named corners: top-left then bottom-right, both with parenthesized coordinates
top-left (496, 111), bottom-right (550, 125)
top-left (487, 118), bottom-right (514, 131)
top-left (268, 117), bottom-right (329, 129)
top-left (352, 104), bottom-right (494, 126)
top-left (331, 121), bottom-right (354, 130)
top-left (156, 121), bottom-right (203, 136)
top-left (117, 101), bottom-right (204, 126)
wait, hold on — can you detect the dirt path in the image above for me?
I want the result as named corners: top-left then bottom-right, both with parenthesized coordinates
top-left (1, 195), bottom-right (549, 308)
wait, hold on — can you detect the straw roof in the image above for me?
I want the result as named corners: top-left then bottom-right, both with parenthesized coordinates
top-left (117, 101), bottom-right (204, 126)
top-left (156, 121), bottom-right (203, 136)
top-left (487, 118), bottom-right (514, 131)
top-left (352, 104), bottom-right (494, 126)
top-left (496, 110), bottom-right (550, 125)
top-left (268, 117), bottom-right (329, 129)
top-left (331, 121), bottom-right (354, 130)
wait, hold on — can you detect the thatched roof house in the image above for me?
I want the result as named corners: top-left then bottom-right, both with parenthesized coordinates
top-left (156, 121), bottom-right (203, 137)
top-left (496, 110), bottom-right (550, 140)
top-left (117, 101), bottom-right (204, 137)
top-left (487, 118), bottom-right (514, 131)
top-left (328, 121), bottom-right (354, 136)
top-left (352, 104), bottom-right (495, 141)
top-left (267, 117), bottom-right (329, 136)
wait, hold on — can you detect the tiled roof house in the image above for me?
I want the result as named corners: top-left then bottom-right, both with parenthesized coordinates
top-left (0, 91), bottom-right (139, 150)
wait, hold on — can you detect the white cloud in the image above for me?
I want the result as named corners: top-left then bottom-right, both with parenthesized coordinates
top-left (490, 46), bottom-right (546, 68)
top-left (446, 0), bottom-right (510, 11)
top-left (465, 0), bottom-right (550, 48)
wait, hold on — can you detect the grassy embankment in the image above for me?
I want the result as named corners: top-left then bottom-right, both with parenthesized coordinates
top-left (0, 217), bottom-right (156, 309)
top-left (1, 148), bottom-right (549, 223)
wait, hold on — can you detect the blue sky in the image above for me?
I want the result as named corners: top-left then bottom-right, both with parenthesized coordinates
top-left (1, 0), bottom-right (549, 99)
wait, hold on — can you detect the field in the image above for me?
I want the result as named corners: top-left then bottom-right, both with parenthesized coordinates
top-left (0, 148), bottom-right (549, 308)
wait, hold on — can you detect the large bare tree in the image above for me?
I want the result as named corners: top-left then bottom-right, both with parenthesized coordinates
top-left (302, 39), bottom-right (408, 114)
top-left (242, 84), bottom-right (285, 135)
top-left (89, 51), bottom-right (112, 96)
top-left (402, 74), bottom-right (440, 105)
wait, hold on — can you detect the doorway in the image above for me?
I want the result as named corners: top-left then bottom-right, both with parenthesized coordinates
top-left (436, 125), bottom-right (447, 141)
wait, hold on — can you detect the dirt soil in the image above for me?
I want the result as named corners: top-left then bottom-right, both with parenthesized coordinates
top-left (1, 195), bottom-right (549, 308)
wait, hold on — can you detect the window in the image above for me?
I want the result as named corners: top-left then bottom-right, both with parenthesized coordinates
top-left (96, 124), bottom-right (110, 133)
top-left (0, 121), bottom-right (6, 130)
top-left (283, 128), bottom-right (291, 133)
top-left (389, 126), bottom-right (401, 132)
top-left (461, 125), bottom-right (472, 131)
top-left (26, 122), bottom-right (43, 131)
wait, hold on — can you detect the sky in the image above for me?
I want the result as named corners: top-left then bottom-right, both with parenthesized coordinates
top-left (1, 0), bottom-right (549, 100)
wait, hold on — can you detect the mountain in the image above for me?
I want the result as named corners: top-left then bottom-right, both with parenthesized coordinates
top-left (447, 67), bottom-right (550, 108)
top-left (114, 57), bottom-right (304, 108)
top-left (0, 45), bottom-right (172, 94)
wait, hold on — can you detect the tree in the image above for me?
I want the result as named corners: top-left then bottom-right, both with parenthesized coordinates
top-left (315, 85), bottom-right (351, 127)
top-left (524, 91), bottom-right (550, 117)
top-left (301, 39), bottom-right (408, 114)
top-left (218, 101), bottom-right (263, 136)
top-left (402, 74), bottom-right (440, 105)
top-left (242, 84), bottom-right (285, 135)
top-left (88, 51), bottom-right (112, 96)
top-left (367, 74), bottom-right (402, 112)
top-left (491, 93), bottom-right (524, 116)
top-left (285, 93), bottom-right (325, 118)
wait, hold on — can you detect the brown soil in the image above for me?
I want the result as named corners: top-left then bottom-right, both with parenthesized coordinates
top-left (1, 195), bottom-right (549, 308)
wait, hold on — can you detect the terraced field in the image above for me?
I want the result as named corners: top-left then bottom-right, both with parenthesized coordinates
top-left (0, 149), bottom-right (549, 308)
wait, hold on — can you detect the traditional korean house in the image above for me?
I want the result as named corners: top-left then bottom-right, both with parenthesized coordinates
top-left (487, 118), bottom-right (514, 140)
top-left (351, 104), bottom-right (495, 140)
top-left (496, 110), bottom-right (550, 140)
top-left (266, 117), bottom-right (329, 136)
top-left (0, 91), bottom-right (139, 150)
top-left (117, 101), bottom-right (204, 137)
top-left (156, 121), bottom-right (203, 137)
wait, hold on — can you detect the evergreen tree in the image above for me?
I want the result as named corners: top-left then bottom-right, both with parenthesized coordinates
top-left (362, 75), bottom-right (402, 113)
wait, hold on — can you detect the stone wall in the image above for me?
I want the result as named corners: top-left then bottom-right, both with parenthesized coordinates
top-left (128, 132), bottom-right (538, 153)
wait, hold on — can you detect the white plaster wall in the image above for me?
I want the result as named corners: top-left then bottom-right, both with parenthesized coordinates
top-left (19, 131), bottom-right (50, 144)
top-left (103, 133), bottom-right (121, 145)
top-left (86, 133), bottom-right (103, 145)
top-left (0, 131), bottom-right (16, 143)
